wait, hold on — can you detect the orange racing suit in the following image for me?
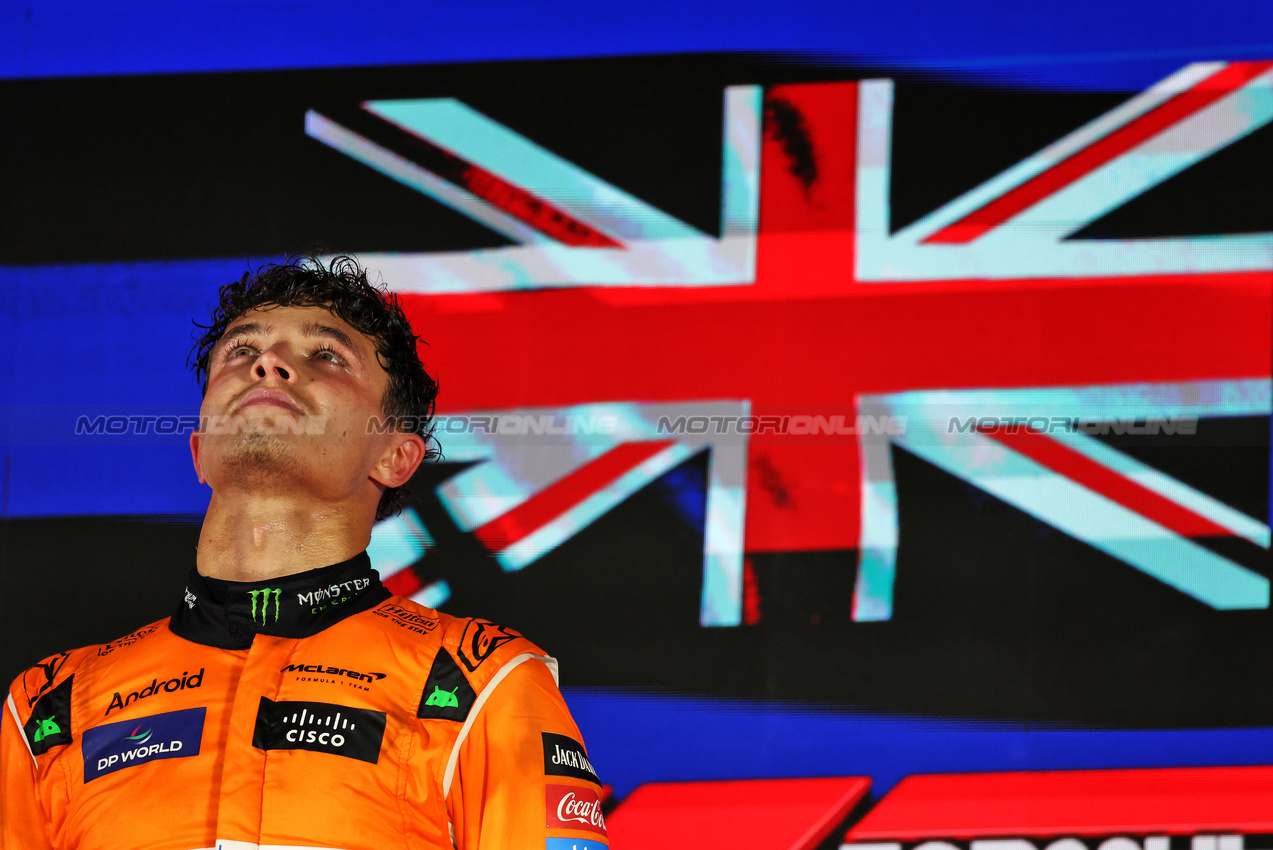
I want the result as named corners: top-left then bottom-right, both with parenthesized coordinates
top-left (1, 552), bottom-right (608, 850)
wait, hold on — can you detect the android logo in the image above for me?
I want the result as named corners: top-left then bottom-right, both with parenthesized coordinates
top-left (424, 686), bottom-right (460, 709)
top-left (33, 716), bottom-right (61, 743)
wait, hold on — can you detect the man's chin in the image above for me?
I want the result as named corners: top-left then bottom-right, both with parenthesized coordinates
top-left (216, 431), bottom-right (304, 490)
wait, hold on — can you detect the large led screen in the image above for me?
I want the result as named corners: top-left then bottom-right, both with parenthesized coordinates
top-left (2, 37), bottom-right (1271, 845)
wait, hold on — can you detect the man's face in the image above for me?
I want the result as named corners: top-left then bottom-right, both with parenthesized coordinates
top-left (191, 304), bottom-right (404, 506)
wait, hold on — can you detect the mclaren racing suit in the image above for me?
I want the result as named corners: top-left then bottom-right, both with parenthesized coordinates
top-left (1, 553), bottom-right (608, 850)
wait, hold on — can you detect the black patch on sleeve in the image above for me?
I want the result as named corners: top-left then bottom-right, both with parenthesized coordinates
top-left (416, 649), bottom-right (477, 721)
top-left (542, 731), bottom-right (601, 785)
top-left (24, 674), bottom-right (74, 756)
top-left (23, 651), bottom-right (70, 708)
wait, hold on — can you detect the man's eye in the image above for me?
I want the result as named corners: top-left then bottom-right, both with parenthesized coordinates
top-left (226, 344), bottom-right (257, 360)
top-left (312, 347), bottom-right (344, 364)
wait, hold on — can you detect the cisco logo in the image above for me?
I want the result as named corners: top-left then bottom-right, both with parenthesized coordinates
top-left (251, 697), bottom-right (386, 764)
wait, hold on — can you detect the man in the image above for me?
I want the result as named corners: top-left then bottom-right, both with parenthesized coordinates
top-left (1, 256), bottom-right (607, 850)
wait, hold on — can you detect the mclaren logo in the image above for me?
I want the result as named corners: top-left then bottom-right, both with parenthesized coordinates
top-left (280, 663), bottom-right (387, 687)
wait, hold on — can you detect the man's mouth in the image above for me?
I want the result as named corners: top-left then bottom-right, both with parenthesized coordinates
top-left (233, 388), bottom-right (306, 416)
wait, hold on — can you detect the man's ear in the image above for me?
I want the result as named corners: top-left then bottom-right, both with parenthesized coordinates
top-left (190, 431), bottom-right (207, 484)
top-left (370, 433), bottom-right (427, 489)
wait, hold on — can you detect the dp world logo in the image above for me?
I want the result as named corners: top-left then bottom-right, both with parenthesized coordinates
top-left (247, 588), bottom-right (281, 625)
top-left (81, 707), bottom-right (205, 782)
top-left (125, 725), bottom-right (153, 745)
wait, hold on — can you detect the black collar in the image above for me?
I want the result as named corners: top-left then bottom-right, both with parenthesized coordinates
top-left (169, 552), bottom-right (391, 649)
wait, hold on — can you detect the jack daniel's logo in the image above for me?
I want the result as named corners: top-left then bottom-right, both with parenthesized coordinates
top-left (542, 731), bottom-right (601, 785)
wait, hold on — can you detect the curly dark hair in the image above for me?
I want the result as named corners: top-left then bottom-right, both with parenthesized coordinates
top-left (190, 254), bottom-right (439, 520)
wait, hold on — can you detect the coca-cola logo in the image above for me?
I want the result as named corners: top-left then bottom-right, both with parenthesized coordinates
top-left (545, 784), bottom-right (607, 837)
top-left (557, 792), bottom-right (604, 827)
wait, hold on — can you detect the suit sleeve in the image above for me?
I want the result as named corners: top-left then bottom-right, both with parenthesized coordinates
top-left (1, 691), bottom-right (57, 850)
top-left (446, 657), bottom-right (607, 850)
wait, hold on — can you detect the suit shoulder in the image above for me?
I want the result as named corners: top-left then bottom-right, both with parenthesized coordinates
top-left (5, 619), bottom-right (166, 723)
top-left (369, 599), bottom-right (549, 674)
top-left (363, 596), bottom-right (446, 644)
top-left (437, 613), bottom-right (552, 680)
top-left (92, 619), bottom-right (169, 661)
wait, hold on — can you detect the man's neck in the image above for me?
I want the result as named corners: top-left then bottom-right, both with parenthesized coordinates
top-left (196, 490), bottom-right (373, 582)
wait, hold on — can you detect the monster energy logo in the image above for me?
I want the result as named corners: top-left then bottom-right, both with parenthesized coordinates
top-left (248, 588), bottom-right (282, 624)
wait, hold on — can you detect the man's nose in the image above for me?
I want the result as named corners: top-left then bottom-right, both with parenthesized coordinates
top-left (254, 345), bottom-right (297, 382)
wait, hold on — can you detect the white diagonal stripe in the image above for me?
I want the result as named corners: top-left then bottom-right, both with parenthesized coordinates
top-left (305, 110), bottom-right (549, 245)
top-left (1050, 429), bottom-right (1270, 547)
top-left (894, 62), bottom-right (1225, 243)
top-left (5, 694), bottom-right (36, 768)
top-left (364, 98), bottom-right (702, 242)
top-left (441, 652), bottom-right (558, 800)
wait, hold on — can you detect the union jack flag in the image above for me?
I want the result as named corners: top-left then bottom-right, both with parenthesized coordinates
top-left (314, 64), bottom-right (1273, 625)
